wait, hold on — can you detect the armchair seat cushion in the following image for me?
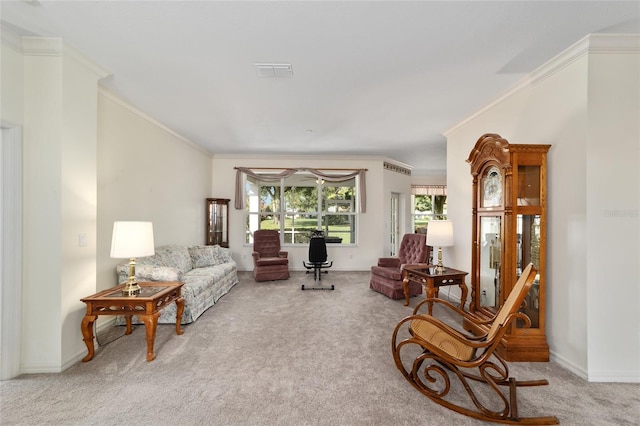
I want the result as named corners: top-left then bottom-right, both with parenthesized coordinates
top-left (371, 265), bottom-right (402, 281)
top-left (255, 257), bottom-right (289, 266)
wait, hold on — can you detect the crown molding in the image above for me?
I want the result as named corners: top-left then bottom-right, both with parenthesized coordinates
top-left (1, 28), bottom-right (109, 78)
top-left (445, 33), bottom-right (640, 136)
top-left (212, 152), bottom-right (411, 169)
top-left (21, 36), bottom-right (62, 56)
top-left (23, 36), bottom-right (109, 78)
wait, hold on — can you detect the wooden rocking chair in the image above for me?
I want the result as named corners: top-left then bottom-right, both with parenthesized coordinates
top-left (391, 263), bottom-right (559, 425)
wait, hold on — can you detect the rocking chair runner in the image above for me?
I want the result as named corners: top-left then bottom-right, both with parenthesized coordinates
top-left (391, 263), bottom-right (559, 425)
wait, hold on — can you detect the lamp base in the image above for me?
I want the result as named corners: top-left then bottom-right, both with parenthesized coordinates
top-left (435, 246), bottom-right (446, 274)
top-left (122, 258), bottom-right (141, 296)
top-left (121, 283), bottom-right (141, 296)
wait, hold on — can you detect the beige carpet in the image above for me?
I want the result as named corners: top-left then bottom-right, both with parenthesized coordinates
top-left (1, 271), bottom-right (638, 425)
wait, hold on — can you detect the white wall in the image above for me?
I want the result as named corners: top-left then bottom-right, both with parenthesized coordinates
top-left (1, 27), bottom-right (25, 380)
top-left (585, 46), bottom-right (640, 381)
top-left (97, 90), bottom-right (214, 292)
top-left (383, 167), bottom-right (413, 256)
top-left (411, 175), bottom-right (446, 186)
top-left (8, 36), bottom-right (109, 373)
top-left (59, 44), bottom-right (106, 366)
top-left (445, 34), bottom-right (639, 382)
top-left (211, 155), bottom-right (405, 271)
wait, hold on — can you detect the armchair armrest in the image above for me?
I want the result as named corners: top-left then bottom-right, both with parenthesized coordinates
top-left (377, 257), bottom-right (400, 268)
top-left (400, 262), bottom-right (431, 271)
top-left (278, 251), bottom-right (288, 258)
top-left (252, 251), bottom-right (260, 261)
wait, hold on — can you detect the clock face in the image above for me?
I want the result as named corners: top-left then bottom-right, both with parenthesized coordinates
top-left (482, 166), bottom-right (502, 207)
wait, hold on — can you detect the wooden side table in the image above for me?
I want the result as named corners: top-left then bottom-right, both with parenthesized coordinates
top-left (80, 281), bottom-right (184, 362)
top-left (402, 266), bottom-right (469, 313)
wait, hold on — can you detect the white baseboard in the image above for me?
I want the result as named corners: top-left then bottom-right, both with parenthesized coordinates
top-left (550, 350), bottom-right (640, 383)
top-left (550, 351), bottom-right (588, 380)
top-left (21, 317), bottom-right (118, 374)
top-left (586, 370), bottom-right (640, 383)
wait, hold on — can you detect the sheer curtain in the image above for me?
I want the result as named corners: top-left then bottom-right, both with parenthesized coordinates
top-left (411, 184), bottom-right (446, 196)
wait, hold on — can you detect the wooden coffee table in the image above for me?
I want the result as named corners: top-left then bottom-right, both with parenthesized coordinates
top-left (402, 266), bottom-right (468, 313)
top-left (80, 281), bottom-right (184, 362)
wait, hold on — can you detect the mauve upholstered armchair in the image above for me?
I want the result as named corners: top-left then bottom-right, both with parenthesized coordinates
top-left (369, 233), bottom-right (431, 299)
top-left (252, 230), bottom-right (290, 282)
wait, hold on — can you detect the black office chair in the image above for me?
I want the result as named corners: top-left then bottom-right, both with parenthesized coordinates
top-left (302, 230), bottom-right (334, 290)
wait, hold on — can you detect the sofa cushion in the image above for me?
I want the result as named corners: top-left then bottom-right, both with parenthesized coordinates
top-left (155, 245), bottom-right (193, 273)
top-left (135, 254), bottom-right (165, 267)
top-left (134, 264), bottom-right (182, 282)
top-left (189, 245), bottom-right (219, 268)
top-left (185, 263), bottom-right (236, 282)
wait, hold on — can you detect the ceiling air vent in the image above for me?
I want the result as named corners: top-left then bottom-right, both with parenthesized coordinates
top-left (255, 63), bottom-right (293, 78)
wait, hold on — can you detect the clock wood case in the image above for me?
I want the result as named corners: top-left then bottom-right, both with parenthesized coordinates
top-left (466, 133), bottom-right (551, 362)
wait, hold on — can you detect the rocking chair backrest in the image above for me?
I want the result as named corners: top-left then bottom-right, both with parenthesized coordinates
top-left (486, 263), bottom-right (537, 342)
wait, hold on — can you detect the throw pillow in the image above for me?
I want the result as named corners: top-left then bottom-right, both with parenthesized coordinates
top-left (189, 245), bottom-right (219, 268)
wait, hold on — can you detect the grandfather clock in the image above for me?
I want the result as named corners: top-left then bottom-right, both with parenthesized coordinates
top-left (206, 198), bottom-right (230, 247)
top-left (466, 134), bottom-right (550, 362)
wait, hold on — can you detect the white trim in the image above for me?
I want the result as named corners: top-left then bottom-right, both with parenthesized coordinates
top-left (445, 34), bottom-right (640, 136)
top-left (586, 371), bottom-right (640, 384)
top-left (1, 29), bottom-right (109, 78)
top-left (21, 36), bottom-right (63, 56)
top-left (0, 126), bottom-right (23, 380)
top-left (213, 152), bottom-right (404, 166)
top-left (98, 88), bottom-right (213, 158)
top-left (550, 350), bottom-right (588, 381)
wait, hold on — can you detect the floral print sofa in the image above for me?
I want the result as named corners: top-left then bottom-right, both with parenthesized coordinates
top-left (116, 244), bottom-right (238, 324)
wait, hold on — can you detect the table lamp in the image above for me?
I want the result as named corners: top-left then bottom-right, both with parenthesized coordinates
top-left (110, 221), bottom-right (155, 296)
top-left (427, 220), bottom-right (454, 274)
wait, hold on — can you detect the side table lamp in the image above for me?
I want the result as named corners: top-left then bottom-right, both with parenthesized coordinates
top-left (427, 220), bottom-right (454, 274)
top-left (110, 221), bottom-right (155, 296)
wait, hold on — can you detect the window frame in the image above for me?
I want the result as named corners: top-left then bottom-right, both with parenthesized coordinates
top-left (412, 193), bottom-right (448, 231)
top-left (244, 171), bottom-right (358, 246)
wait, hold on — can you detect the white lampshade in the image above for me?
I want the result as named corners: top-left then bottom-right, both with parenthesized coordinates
top-left (110, 221), bottom-right (155, 259)
top-left (427, 220), bottom-right (454, 247)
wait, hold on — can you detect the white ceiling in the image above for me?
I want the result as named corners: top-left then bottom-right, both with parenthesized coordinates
top-left (2, 1), bottom-right (639, 175)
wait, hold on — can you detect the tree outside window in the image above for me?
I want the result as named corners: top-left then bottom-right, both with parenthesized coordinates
top-left (246, 173), bottom-right (357, 245)
top-left (412, 186), bottom-right (447, 232)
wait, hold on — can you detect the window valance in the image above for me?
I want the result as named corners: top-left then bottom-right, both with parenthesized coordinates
top-left (234, 167), bottom-right (367, 213)
top-left (412, 185), bottom-right (447, 196)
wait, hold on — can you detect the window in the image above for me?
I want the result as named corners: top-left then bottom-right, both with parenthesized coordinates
top-left (245, 172), bottom-right (357, 245)
top-left (412, 185), bottom-right (447, 231)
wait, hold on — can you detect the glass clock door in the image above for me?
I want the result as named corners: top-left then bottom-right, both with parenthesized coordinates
top-left (479, 215), bottom-right (502, 308)
top-left (516, 214), bottom-right (541, 328)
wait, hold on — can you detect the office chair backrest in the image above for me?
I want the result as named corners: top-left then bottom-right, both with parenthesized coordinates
top-left (308, 235), bottom-right (328, 263)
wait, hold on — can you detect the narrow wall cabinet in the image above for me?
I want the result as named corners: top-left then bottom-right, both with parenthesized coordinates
top-left (466, 134), bottom-right (550, 362)
top-left (206, 198), bottom-right (230, 247)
